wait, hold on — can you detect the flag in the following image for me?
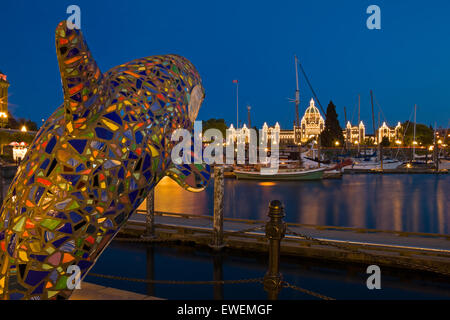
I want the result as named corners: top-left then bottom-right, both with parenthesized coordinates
top-left (232, 80), bottom-right (238, 83)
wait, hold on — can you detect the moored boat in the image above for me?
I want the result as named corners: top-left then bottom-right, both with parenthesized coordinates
top-left (343, 158), bottom-right (402, 171)
top-left (234, 167), bottom-right (325, 181)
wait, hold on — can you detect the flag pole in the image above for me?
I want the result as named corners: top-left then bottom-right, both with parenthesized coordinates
top-left (236, 81), bottom-right (239, 129)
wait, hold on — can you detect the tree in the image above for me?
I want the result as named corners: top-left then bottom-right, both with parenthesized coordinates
top-left (400, 121), bottom-right (434, 146)
top-left (19, 118), bottom-right (38, 131)
top-left (202, 118), bottom-right (227, 137)
top-left (319, 101), bottom-right (344, 147)
top-left (5, 112), bottom-right (38, 131)
top-left (380, 136), bottom-right (390, 147)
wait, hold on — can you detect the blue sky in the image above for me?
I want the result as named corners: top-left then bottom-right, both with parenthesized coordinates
top-left (1, 0), bottom-right (449, 132)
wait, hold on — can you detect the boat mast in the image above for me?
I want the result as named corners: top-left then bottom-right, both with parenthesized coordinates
top-left (294, 55), bottom-right (300, 127)
top-left (413, 104), bottom-right (417, 158)
top-left (236, 82), bottom-right (239, 129)
top-left (294, 55), bottom-right (303, 167)
top-left (370, 90), bottom-right (382, 168)
top-left (358, 94), bottom-right (361, 153)
top-left (370, 90), bottom-right (376, 144)
top-left (344, 105), bottom-right (348, 150)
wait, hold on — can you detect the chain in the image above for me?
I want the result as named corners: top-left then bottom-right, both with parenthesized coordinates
top-left (88, 272), bottom-right (263, 285)
top-left (113, 237), bottom-right (176, 243)
top-left (285, 227), bottom-right (450, 277)
top-left (281, 281), bottom-right (335, 300)
top-left (88, 273), bottom-right (334, 300)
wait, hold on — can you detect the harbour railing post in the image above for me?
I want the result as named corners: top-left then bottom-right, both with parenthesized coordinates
top-left (263, 200), bottom-right (286, 300)
top-left (143, 188), bottom-right (155, 239)
top-left (210, 166), bottom-right (225, 250)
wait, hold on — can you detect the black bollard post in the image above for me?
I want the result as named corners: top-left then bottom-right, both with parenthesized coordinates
top-left (263, 200), bottom-right (286, 300)
top-left (210, 166), bottom-right (225, 250)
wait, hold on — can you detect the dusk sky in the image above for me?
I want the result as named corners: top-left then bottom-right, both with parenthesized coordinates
top-left (1, 0), bottom-right (450, 132)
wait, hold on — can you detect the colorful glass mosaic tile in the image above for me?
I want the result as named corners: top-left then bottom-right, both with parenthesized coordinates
top-left (0, 21), bottom-right (210, 300)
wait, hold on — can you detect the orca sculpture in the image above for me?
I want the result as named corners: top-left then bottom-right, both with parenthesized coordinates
top-left (0, 21), bottom-right (211, 299)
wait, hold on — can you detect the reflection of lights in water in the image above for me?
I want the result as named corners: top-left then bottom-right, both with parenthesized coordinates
top-left (137, 176), bottom-right (208, 215)
top-left (258, 182), bottom-right (276, 187)
top-left (135, 175), bottom-right (446, 233)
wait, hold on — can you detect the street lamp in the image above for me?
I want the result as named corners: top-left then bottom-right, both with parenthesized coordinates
top-left (0, 112), bottom-right (8, 128)
top-left (21, 125), bottom-right (27, 132)
top-left (334, 141), bottom-right (340, 146)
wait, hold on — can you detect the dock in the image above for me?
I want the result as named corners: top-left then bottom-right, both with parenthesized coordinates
top-left (223, 168), bottom-right (448, 179)
top-left (343, 168), bottom-right (448, 174)
top-left (119, 211), bottom-right (450, 276)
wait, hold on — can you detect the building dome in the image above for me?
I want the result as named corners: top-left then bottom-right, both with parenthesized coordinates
top-left (299, 98), bottom-right (325, 141)
top-left (304, 98), bottom-right (320, 115)
top-left (302, 98), bottom-right (323, 126)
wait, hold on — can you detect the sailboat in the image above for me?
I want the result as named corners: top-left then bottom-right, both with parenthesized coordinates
top-left (234, 165), bottom-right (325, 181)
top-left (234, 56), bottom-right (326, 181)
top-left (343, 91), bottom-right (403, 171)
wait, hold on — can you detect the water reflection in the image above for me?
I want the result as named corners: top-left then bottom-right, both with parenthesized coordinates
top-left (86, 242), bottom-right (450, 300)
top-left (139, 175), bottom-right (449, 234)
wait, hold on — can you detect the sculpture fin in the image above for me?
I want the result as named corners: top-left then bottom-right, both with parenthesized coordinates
top-left (55, 21), bottom-right (103, 134)
top-left (165, 162), bottom-right (211, 192)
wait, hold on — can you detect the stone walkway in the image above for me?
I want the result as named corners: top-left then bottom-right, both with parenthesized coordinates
top-left (70, 282), bottom-right (162, 300)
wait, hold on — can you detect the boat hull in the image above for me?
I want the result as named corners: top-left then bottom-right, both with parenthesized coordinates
top-left (234, 168), bottom-right (325, 181)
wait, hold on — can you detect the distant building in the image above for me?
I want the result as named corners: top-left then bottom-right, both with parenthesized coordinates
top-left (228, 97), bottom-right (402, 147)
top-left (343, 121), bottom-right (365, 144)
top-left (227, 124), bottom-right (257, 145)
top-left (299, 98), bottom-right (325, 142)
top-left (377, 121), bottom-right (402, 142)
top-left (261, 122), bottom-right (280, 144)
top-left (229, 98), bottom-right (325, 146)
top-left (0, 70), bottom-right (9, 125)
top-left (343, 121), bottom-right (401, 144)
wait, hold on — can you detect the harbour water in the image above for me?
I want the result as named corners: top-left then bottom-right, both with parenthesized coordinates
top-left (86, 174), bottom-right (450, 300)
top-left (150, 174), bottom-right (449, 234)
top-left (86, 242), bottom-right (450, 300)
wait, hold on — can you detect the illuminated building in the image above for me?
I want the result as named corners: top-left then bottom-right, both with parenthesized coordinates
top-left (343, 121), bottom-right (365, 144)
top-left (377, 121), bottom-right (402, 142)
top-left (0, 70), bottom-right (9, 127)
top-left (299, 98), bottom-right (325, 142)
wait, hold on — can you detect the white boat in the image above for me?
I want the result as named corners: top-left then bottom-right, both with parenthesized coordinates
top-left (344, 159), bottom-right (402, 171)
top-left (234, 166), bottom-right (326, 181)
